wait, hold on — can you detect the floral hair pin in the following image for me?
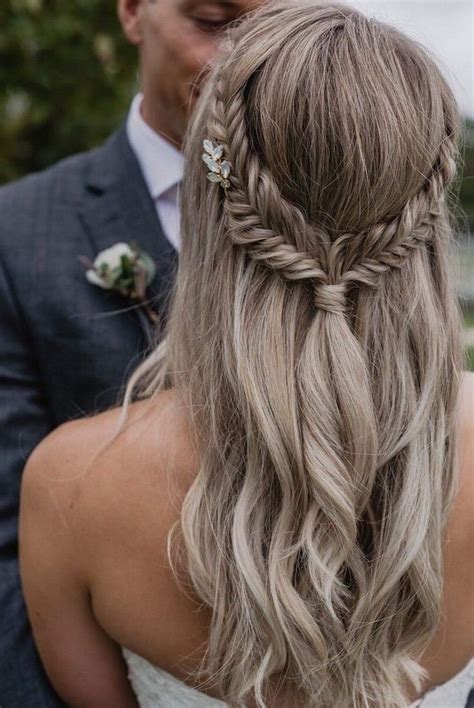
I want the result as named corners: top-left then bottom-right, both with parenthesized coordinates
top-left (201, 139), bottom-right (231, 189)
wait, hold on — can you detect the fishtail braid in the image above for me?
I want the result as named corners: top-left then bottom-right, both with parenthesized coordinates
top-left (208, 79), bottom-right (330, 282)
top-left (206, 75), bottom-right (457, 315)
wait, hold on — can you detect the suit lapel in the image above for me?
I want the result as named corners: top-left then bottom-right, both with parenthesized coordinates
top-left (78, 127), bottom-right (178, 341)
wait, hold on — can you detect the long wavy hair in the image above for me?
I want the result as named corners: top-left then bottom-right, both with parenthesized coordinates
top-left (124, 2), bottom-right (465, 706)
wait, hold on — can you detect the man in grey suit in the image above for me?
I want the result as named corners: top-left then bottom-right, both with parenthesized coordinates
top-left (0, 1), bottom-right (261, 704)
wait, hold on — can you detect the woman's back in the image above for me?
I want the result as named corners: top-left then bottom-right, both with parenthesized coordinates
top-left (24, 376), bottom-right (473, 706)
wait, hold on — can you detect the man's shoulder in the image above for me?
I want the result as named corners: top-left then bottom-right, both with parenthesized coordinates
top-left (0, 128), bottom-right (126, 216)
top-left (0, 129), bottom-right (128, 261)
top-left (0, 144), bottom-right (100, 208)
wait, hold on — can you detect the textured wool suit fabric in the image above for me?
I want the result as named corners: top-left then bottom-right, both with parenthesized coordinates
top-left (0, 128), bottom-right (177, 706)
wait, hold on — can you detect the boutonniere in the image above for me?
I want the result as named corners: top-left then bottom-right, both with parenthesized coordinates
top-left (80, 242), bottom-right (158, 324)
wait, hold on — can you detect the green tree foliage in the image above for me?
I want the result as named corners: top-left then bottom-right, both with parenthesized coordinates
top-left (0, 0), bottom-right (137, 183)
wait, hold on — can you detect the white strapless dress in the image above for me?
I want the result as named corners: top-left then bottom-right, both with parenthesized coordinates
top-left (122, 648), bottom-right (474, 707)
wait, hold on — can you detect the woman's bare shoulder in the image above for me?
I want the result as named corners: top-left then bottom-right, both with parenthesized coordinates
top-left (460, 370), bottom-right (474, 411)
top-left (448, 370), bottom-right (474, 590)
top-left (458, 371), bottom-right (474, 505)
top-left (21, 390), bottom-right (198, 555)
top-left (427, 371), bottom-right (474, 673)
top-left (445, 372), bottom-right (474, 557)
top-left (460, 370), bottom-right (474, 417)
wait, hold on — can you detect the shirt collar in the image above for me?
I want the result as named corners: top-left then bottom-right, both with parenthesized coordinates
top-left (126, 93), bottom-right (184, 200)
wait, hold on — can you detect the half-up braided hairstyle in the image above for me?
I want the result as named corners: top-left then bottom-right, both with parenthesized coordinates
top-left (125, 2), bottom-right (465, 705)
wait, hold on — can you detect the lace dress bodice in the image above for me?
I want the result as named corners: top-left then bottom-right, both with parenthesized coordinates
top-left (122, 648), bottom-right (227, 706)
top-left (122, 648), bottom-right (474, 707)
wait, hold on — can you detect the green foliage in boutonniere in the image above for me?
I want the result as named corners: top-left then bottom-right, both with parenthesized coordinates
top-left (81, 242), bottom-right (158, 323)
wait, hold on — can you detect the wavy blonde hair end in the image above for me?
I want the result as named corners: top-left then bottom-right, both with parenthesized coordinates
top-left (125, 2), bottom-right (465, 706)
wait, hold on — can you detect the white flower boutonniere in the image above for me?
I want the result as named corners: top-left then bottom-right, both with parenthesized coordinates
top-left (81, 242), bottom-right (158, 324)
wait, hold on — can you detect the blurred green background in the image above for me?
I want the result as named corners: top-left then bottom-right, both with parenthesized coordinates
top-left (0, 0), bottom-right (137, 182)
top-left (0, 0), bottom-right (473, 368)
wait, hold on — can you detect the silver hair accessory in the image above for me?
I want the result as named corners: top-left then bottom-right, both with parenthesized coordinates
top-left (202, 139), bottom-right (231, 189)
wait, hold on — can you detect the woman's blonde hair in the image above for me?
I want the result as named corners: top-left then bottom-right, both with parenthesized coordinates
top-left (125, 2), bottom-right (465, 705)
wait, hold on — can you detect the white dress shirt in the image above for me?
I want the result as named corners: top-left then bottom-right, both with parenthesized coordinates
top-left (126, 94), bottom-right (184, 252)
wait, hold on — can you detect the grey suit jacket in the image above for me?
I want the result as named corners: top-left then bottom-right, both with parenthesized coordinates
top-left (0, 127), bottom-right (177, 706)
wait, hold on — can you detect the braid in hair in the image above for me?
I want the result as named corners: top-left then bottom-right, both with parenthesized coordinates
top-left (209, 71), bottom-right (458, 317)
top-left (192, 44), bottom-right (461, 703)
top-left (129, 5), bottom-right (464, 706)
